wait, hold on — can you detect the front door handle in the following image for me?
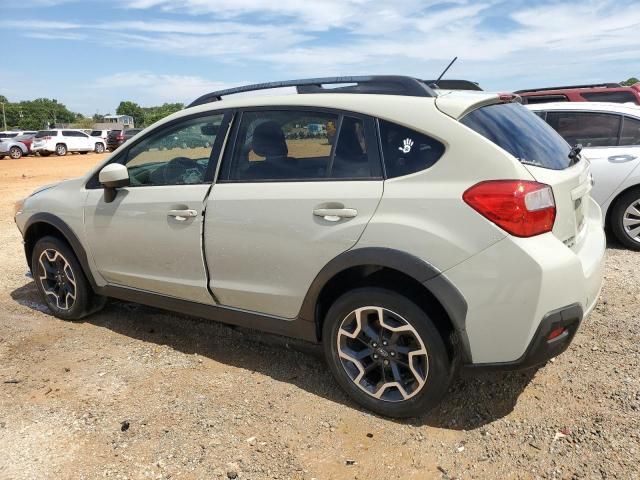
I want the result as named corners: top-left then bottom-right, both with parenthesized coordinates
top-left (608, 154), bottom-right (637, 163)
top-left (313, 208), bottom-right (358, 222)
top-left (168, 209), bottom-right (198, 221)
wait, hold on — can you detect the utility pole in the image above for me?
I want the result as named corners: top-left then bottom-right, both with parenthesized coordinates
top-left (1, 102), bottom-right (6, 131)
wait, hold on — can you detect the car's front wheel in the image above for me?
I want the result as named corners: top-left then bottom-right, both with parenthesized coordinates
top-left (31, 236), bottom-right (102, 320)
top-left (610, 187), bottom-right (640, 251)
top-left (323, 287), bottom-right (453, 418)
top-left (95, 142), bottom-right (105, 153)
top-left (9, 146), bottom-right (23, 159)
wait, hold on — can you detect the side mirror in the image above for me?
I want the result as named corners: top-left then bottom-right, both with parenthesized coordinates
top-left (99, 163), bottom-right (130, 203)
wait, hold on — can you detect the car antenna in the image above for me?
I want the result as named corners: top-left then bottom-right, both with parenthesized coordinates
top-left (431, 56), bottom-right (458, 88)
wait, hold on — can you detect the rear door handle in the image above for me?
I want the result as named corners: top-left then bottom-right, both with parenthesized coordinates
top-left (608, 154), bottom-right (637, 163)
top-left (168, 209), bottom-right (198, 221)
top-left (313, 208), bottom-right (358, 222)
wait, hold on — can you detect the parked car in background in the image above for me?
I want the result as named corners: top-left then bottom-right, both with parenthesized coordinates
top-left (31, 129), bottom-right (103, 156)
top-left (14, 76), bottom-right (605, 418)
top-left (90, 130), bottom-right (110, 153)
top-left (0, 130), bottom-right (37, 139)
top-left (528, 102), bottom-right (640, 249)
top-left (517, 83), bottom-right (640, 105)
top-left (107, 128), bottom-right (143, 151)
top-left (0, 133), bottom-right (37, 159)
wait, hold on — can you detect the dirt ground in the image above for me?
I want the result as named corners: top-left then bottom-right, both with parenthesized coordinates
top-left (0, 154), bottom-right (639, 480)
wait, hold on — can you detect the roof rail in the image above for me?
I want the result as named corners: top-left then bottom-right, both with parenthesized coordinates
top-left (423, 79), bottom-right (483, 91)
top-left (514, 83), bottom-right (622, 94)
top-left (187, 76), bottom-right (437, 107)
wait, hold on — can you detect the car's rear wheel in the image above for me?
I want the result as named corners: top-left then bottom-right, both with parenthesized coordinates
top-left (9, 146), bottom-right (23, 159)
top-left (95, 142), bottom-right (105, 153)
top-left (323, 287), bottom-right (453, 418)
top-left (611, 188), bottom-right (640, 251)
top-left (31, 236), bottom-right (104, 320)
top-left (55, 144), bottom-right (67, 156)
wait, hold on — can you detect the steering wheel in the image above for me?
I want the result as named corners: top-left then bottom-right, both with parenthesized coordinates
top-left (163, 157), bottom-right (205, 184)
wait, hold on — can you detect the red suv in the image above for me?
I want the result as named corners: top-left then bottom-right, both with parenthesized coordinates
top-left (516, 83), bottom-right (640, 105)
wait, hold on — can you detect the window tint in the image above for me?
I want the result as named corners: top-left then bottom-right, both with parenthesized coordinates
top-left (36, 130), bottom-right (56, 138)
top-left (224, 110), bottom-right (377, 182)
top-left (581, 91), bottom-right (639, 104)
top-left (546, 111), bottom-right (621, 147)
top-left (532, 111), bottom-right (546, 120)
top-left (90, 130), bottom-right (102, 136)
top-left (123, 113), bottom-right (224, 186)
top-left (378, 120), bottom-right (444, 177)
top-left (62, 130), bottom-right (74, 137)
top-left (522, 94), bottom-right (569, 104)
top-left (461, 102), bottom-right (571, 170)
top-left (620, 116), bottom-right (640, 146)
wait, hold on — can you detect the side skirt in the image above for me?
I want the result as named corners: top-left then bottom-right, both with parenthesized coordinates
top-left (98, 285), bottom-right (318, 343)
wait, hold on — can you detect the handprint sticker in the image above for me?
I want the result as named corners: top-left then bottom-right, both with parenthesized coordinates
top-left (398, 138), bottom-right (414, 154)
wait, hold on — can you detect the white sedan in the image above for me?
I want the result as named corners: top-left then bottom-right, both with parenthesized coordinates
top-left (528, 102), bottom-right (640, 250)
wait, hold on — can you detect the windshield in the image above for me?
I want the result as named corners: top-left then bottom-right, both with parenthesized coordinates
top-left (461, 102), bottom-right (572, 170)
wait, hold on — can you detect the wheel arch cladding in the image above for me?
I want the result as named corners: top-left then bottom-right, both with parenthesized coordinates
top-left (299, 247), bottom-right (470, 361)
top-left (23, 213), bottom-right (98, 291)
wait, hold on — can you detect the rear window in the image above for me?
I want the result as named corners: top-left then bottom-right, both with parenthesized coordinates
top-left (522, 94), bottom-right (569, 104)
top-left (36, 130), bottom-right (56, 138)
top-left (90, 130), bottom-right (102, 136)
top-left (461, 102), bottom-right (571, 170)
top-left (109, 130), bottom-right (122, 136)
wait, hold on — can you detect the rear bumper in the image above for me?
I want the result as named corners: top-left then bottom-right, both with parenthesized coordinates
top-left (466, 303), bottom-right (582, 370)
top-left (446, 197), bottom-right (605, 365)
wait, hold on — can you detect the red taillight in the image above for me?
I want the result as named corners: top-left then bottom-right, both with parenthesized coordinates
top-left (463, 180), bottom-right (556, 237)
top-left (116, 134), bottom-right (124, 140)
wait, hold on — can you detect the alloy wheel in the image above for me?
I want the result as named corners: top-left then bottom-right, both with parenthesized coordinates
top-left (336, 306), bottom-right (428, 402)
top-left (623, 199), bottom-right (640, 243)
top-left (10, 147), bottom-right (22, 159)
top-left (38, 249), bottom-right (77, 310)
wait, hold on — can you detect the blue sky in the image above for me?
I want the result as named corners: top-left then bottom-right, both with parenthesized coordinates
top-left (1, 0), bottom-right (639, 115)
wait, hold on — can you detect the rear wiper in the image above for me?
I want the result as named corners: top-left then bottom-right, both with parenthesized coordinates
top-left (568, 144), bottom-right (582, 165)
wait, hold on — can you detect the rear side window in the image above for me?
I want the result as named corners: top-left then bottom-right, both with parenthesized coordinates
top-left (378, 120), bottom-right (444, 178)
top-left (620, 116), bottom-right (640, 146)
top-left (581, 91), bottom-right (639, 104)
top-left (222, 110), bottom-right (380, 182)
top-left (36, 130), bottom-right (56, 138)
top-left (461, 102), bottom-right (571, 170)
top-left (546, 111), bottom-right (621, 147)
top-left (90, 130), bottom-right (102, 136)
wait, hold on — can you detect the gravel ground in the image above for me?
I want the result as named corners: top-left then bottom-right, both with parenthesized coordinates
top-left (0, 155), bottom-right (639, 479)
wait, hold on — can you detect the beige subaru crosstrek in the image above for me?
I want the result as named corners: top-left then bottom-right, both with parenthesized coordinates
top-left (14, 76), bottom-right (605, 417)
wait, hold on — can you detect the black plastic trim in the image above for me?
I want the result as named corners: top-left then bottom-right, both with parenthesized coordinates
top-left (22, 213), bottom-right (99, 291)
top-left (297, 247), bottom-right (470, 357)
top-left (98, 285), bottom-right (317, 342)
top-left (466, 303), bottom-right (583, 371)
top-left (188, 76), bottom-right (436, 107)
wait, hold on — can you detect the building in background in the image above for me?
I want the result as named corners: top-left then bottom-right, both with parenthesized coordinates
top-left (92, 114), bottom-right (135, 131)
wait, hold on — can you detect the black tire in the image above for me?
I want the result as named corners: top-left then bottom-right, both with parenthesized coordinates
top-left (31, 236), bottom-right (100, 320)
top-left (95, 142), bottom-right (105, 153)
top-left (55, 144), bottom-right (67, 156)
top-left (9, 146), bottom-right (23, 159)
top-left (322, 287), bottom-right (453, 418)
top-left (39, 151), bottom-right (51, 157)
top-left (610, 187), bottom-right (640, 251)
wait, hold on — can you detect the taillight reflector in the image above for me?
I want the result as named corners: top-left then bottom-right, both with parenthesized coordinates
top-left (463, 180), bottom-right (556, 237)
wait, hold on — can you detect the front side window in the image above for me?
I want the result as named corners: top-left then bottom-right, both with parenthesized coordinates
top-left (222, 110), bottom-right (378, 182)
top-left (123, 113), bottom-right (224, 186)
top-left (546, 111), bottom-right (621, 147)
top-left (378, 120), bottom-right (445, 177)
